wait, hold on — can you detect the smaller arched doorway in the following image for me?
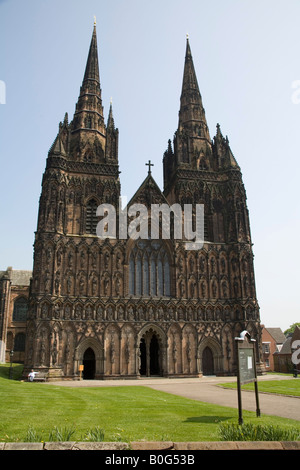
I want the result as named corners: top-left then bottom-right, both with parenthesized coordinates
top-left (83, 348), bottom-right (95, 379)
top-left (202, 347), bottom-right (214, 375)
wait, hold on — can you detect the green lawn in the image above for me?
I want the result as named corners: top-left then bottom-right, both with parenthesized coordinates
top-left (0, 364), bottom-right (300, 443)
top-left (220, 378), bottom-right (300, 397)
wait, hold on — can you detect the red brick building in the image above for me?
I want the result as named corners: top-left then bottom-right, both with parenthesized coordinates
top-left (273, 326), bottom-right (300, 374)
top-left (261, 326), bottom-right (286, 371)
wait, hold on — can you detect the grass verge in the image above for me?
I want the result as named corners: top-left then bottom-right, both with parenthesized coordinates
top-left (1, 364), bottom-right (300, 443)
top-left (220, 378), bottom-right (300, 397)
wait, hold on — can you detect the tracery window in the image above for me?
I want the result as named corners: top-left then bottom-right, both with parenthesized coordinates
top-left (129, 240), bottom-right (170, 297)
top-left (12, 297), bottom-right (28, 322)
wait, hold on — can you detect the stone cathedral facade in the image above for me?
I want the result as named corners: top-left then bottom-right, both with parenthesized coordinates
top-left (22, 25), bottom-right (262, 380)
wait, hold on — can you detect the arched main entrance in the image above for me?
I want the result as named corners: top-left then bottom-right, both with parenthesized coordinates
top-left (139, 332), bottom-right (161, 376)
top-left (83, 347), bottom-right (95, 379)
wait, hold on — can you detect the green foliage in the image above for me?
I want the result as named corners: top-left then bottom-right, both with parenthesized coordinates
top-left (25, 425), bottom-right (104, 442)
top-left (48, 425), bottom-right (76, 442)
top-left (219, 422), bottom-right (300, 441)
top-left (284, 323), bottom-right (300, 336)
top-left (82, 426), bottom-right (105, 442)
top-left (1, 365), bottom-right (300, 443)
top-left (24, 425), bottom-right (44, 443)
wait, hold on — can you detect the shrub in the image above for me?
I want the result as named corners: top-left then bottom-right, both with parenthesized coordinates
top-left (219, 422), bottom-right (300, 441)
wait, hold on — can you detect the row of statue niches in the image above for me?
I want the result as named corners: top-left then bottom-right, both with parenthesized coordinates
top-left (49, 246), bottom-right (250, 274)
top-left (39, 303), bottom-right (257, 322)
top-left (55, 249), bottom-right (123, 271)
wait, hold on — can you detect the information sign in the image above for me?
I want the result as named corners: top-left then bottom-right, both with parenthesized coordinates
top-left (238, 347), bottom-right (255, 384)
top-left (235, 331), bottom-right (260, 424)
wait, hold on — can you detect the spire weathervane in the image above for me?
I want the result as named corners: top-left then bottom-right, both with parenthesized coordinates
top-left (146, 160), bottom-right (154, 174)
top-left (94, 15), bottom-right (97, 26)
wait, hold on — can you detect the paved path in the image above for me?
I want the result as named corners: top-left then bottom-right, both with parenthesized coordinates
top-left (45, 375), bottom-right (300, 421)
top-left (147, 376), bottom-right (300, 422)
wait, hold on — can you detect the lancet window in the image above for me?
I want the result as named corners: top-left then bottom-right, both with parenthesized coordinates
top-left (85, 198), bottom-right (98, 234)
top-left (129, 240), bottom-right (170, 297)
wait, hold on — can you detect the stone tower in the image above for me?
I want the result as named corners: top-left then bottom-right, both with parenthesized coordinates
top-left (23, 28), bottom-right (262, 380)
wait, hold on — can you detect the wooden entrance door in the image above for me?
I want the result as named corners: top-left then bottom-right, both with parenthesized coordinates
top-left (202, 347), bottom-right (214, 375)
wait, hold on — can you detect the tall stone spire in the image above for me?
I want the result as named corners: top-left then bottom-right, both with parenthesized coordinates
top-left (164, 37), bottom-right (212, 181)
top-left (71, 23), bottom-right (107, 159)
top-left (83, 23), bottom-right (101, 84)
top-left (178, 37), bottom-right (210, 143)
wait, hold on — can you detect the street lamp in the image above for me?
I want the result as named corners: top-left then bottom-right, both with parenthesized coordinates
top-left (9, 350), bottom-right (14, 379)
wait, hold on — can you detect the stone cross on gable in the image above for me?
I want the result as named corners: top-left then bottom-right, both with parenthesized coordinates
top-left (145, 160), bottom-right (154, 174)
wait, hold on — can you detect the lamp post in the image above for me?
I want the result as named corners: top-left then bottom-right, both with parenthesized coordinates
top-left (9, 350), bottom-right (14, 379)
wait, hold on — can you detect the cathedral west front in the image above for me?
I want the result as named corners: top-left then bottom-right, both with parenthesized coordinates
top-left (1, 24), bottom-right (263, 380)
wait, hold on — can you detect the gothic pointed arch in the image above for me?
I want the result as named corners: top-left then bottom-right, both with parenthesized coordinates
top-left (84, 302), bottom-right (95, 320)
top-left (137, 323), bottom-right (167, 377)
top-left (85, 197), bottom-right (99, 234)
top-left (198, 335), bottom-right (223, 375)
top-left (74, 336), bottom-right (104, 378)
top-left (137, 323), bottom-right (166, 343)
top-left (95, 301), bottom-right (105, 321)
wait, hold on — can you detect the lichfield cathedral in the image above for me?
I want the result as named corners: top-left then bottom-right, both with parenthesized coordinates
top-left (0, 24), bottom-right (263, 379)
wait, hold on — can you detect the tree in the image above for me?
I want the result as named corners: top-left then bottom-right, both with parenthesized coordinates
top-left (284, 323), bottom-right (300, 336)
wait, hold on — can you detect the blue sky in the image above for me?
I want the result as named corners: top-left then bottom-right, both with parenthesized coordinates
top-left (0, 0), bottom-right (299, 331)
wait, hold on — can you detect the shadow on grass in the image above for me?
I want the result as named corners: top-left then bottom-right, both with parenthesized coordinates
top-left (0, 364), bottom-right (24, 381)
top-left (185, 416), bottom-right (232, 424)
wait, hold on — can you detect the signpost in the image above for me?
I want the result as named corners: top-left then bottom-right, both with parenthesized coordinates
top-left (235, 331), bottom-right (260, 425)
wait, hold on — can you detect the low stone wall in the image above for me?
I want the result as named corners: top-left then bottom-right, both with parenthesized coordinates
top-left (0, 441), bottom-right (300, 450)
